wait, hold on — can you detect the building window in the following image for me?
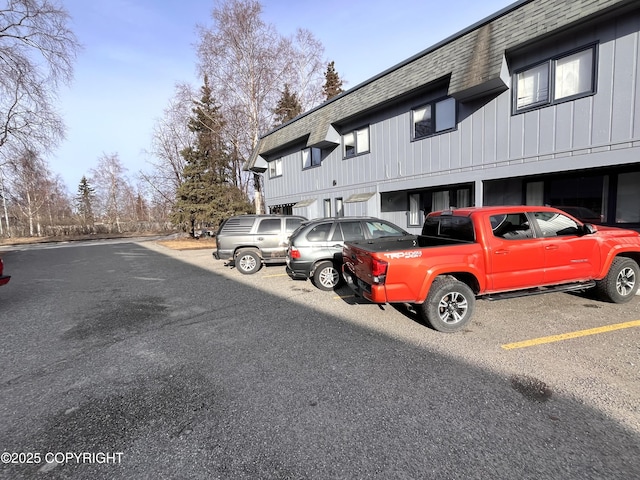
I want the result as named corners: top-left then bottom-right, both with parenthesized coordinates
top-left (432, 191), bottom-right (450, 212)
top-left (409, 193), bottom-right (421, 226)
top-left (514, 45), bottom-right (596, 113)
top-left (323, 198), bottom-right (332, 217)
top-left (268, 158), bottom-right (282, 178)
top-left (412, 97), bottom-right (456, 140)
top-left (516, 63), bottom-right (549, 110)
top-left (343, 126), bottom-right (369, 158)
top-left (616, 172), bottom-right (640, 223)
top-left (302, 147), bottom-right (321, 169)
top-left (335, 197), bottom-right (344, 217)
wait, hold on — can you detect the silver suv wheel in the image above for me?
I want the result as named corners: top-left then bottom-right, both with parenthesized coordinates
top-left (236, 249), bottom-right (261, 275)
top-left (313, 261), bottom-right (340, 291)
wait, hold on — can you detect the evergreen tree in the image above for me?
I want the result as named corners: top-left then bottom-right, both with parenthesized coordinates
top-left (172, 76), bottom-right (252, 235)
top-left (273, 84), bottom-right (302, 126)
top-left (75, 175), bottom-right (95, 226)
top-left (322, 61), bottom-right (344, 100)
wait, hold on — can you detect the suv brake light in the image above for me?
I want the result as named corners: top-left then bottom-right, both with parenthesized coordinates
top-left (289, 246), bottom-right (301, 259)
top-left (371, 258), bottom-right (388, 284)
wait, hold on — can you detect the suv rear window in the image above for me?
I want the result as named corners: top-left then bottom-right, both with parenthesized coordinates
top-left (286, 218), bottom-right (304, 233)
top-left (335, 221), bottom-right (365, 241)
top-left (220, 216), bottom-right (254, 234)
top-left (364, 221), bottom-right (406, 238)
top-left (306, 223), bottom-right (332, 242)
top-left (257, 219), bottom-right (281, 234)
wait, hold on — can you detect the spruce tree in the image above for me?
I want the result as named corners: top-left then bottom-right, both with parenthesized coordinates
top-left (273, 84), bottom-right (302, 126)
top-left (172, 76), bottom-right (252, 235)
top-left (75, 175), bottom-right (95, 227)
top-left (322, 61), bottom-right (344, 100)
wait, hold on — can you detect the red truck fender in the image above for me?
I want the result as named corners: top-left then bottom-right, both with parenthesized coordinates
top-left (597, 244), bottom-right (640, 280)
top-left (415, 261), bottom-right (485, 304)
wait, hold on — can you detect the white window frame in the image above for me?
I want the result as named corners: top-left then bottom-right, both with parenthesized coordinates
top-left (269, 158), bottom-right (283, 178)
top-left (343, 126), bottom-right (369, 158)
top-left (412, 97), bottom-right (456, 140)
top-left (514, 45), bottom-right (596, 113)
top-left (302, 147), bottom-right (321, 169)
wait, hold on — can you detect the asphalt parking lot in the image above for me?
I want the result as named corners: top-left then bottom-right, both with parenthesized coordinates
top-left (1, 239), bottom-right (639, 479)
top-left (153, 243), bottom-right (640, 435)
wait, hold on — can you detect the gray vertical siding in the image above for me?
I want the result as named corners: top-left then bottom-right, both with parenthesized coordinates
top-left (266, 7), bottom-right (640, 222)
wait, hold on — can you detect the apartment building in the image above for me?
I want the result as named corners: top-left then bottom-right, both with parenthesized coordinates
top-left (246, 0), bottom-right (640, 233)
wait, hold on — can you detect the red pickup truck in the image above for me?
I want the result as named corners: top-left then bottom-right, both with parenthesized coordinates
top-left (342, 206), bottom-right (640, 332)
top-left (0, 258), bottom-right (10, 287)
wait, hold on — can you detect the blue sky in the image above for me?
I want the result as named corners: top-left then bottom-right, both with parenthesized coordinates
top-left (53, 0), bottom-right (516, 192)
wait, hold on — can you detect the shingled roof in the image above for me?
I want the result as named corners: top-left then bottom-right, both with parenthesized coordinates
top-left (247, 0), bottom-right (635, 171)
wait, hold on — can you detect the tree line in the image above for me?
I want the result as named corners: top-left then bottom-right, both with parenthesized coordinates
top-left (0, 0), bottom-right (345, 238)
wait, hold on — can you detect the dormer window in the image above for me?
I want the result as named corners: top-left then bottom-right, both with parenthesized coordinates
top-left (514, 45), bottom-right (596, 113)
top-left (412, 97), bottom-right (456, 140)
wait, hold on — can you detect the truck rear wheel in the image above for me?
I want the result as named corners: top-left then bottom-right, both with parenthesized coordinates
top-left (595, 257), bottom-right (639, 303)
top-left (421, 277), bottom-right (475, 333)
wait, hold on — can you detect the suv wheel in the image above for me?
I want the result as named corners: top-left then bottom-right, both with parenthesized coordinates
top-left (235, 249), bottom-right (261, 275)
top-left (313, 261), bottom-right (341, 291)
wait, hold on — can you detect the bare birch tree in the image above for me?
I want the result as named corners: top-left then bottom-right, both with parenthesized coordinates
top-left (287, 29), bottom-right (326, 111)
top-left (90, 153), bottom-right (131, 233)
top-left (7, 149), bottom-right (54, 236)
top-left (144, 83), bottom-right (196, 217)
top-left (0, 0), bottom-right (80, 153)
top-left (196, 0), bottom-right (326, 213)
top-left (0, 0), bottom-right (80, 234)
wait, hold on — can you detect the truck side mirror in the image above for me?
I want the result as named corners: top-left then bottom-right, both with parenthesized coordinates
top-left (583, 223), bottom-right (597, 235)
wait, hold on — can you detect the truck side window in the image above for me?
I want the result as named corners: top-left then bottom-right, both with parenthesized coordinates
top-left (533, 212), bottom-right (580, 237)
top-left (491, 213), bottom-right (533, 240)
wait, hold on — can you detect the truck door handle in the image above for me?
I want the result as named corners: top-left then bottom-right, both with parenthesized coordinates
top-left (332, 244), bottom-right (342, 248)
top-left (545, 245), bottom-right (559, 250)
top-left (257, 237), bottom-right (264, 241)
top-left (494, 249), bottom-right (509, 255)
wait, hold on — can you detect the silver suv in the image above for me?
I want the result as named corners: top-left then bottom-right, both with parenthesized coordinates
top-left (213, 214), bottom-right (307, 274)
top-left (286, 217), bottom-right (409, 290)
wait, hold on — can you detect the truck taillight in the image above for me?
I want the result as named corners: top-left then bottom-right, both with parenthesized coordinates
top-left (289, 246), bottom-right (301, 259)
top-left (371, 258), bottom-right (388, 284)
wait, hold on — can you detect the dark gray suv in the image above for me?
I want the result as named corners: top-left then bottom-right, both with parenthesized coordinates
top-left (286, 217), bottom-right (409, 290)
top-left (214, 214), bottom-right (306, 274)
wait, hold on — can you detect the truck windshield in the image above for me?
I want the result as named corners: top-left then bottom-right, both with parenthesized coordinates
top-left (422, 216), bottom-right (475, 242)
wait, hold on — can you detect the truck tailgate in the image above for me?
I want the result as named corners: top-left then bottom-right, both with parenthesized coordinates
top-left (343, 237), bottom-right (418, 301)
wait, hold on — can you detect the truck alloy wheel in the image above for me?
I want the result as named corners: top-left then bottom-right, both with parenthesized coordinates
top-left (596, 257), bottom-right (639, 303)
top-left (422, 277), bottom-right (475, 333)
